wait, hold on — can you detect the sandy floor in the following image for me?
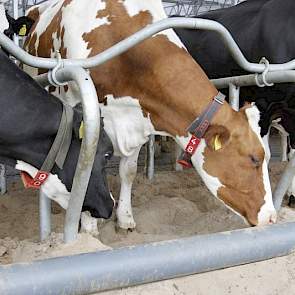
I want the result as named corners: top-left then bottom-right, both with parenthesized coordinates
top-left (1, 162), bottom-right (295, 294)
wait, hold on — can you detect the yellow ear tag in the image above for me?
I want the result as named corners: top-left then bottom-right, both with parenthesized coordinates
top-left (19, 24), bottom-right (27, 36)
top-left (213, 134), bottom-right (222, 151)
top-left (79, 121), bottom-right (84, 139)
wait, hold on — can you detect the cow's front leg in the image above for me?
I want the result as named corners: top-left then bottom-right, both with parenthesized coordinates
top-left (116, 146), bottom-right (141, 229)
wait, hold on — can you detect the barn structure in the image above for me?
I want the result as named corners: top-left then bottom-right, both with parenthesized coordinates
top-left (0, 1), bottom-right (295, 295)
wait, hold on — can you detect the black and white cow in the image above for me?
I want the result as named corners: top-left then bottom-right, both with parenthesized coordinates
top-left (0, 49), bottom-right (114, 234)
top-left (173, 0), bottom-right (295, 204)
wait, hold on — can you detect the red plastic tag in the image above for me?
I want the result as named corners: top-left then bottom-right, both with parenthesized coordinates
top-left (21, 171), bottom-right (49, 189)
top-left (185, 135), bottom-right (201, 155)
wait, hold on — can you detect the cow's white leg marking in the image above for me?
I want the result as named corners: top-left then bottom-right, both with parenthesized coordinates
top-left (245, 106), bottom-right (277, 225)
top-left (116, 146), bottom-right (141, 229)
top-left (80, 211), bottom-right (99, 236)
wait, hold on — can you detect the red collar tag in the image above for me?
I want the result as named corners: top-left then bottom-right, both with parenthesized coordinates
top-left (185, 135), bottom-right (201, 155)
top-left (21, 171), bottom-right (50, 189)
top-left (177, 135), bottom-right (201, 169)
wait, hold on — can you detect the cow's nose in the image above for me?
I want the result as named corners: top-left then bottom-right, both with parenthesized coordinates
top-left (257, 209), bottom-right (277, 226)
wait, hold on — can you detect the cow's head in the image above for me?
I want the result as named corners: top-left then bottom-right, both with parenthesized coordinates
top-left (0, 51), bottom-right (114, 219)
top-left (24, 0), bottom-right (275, 226)
top-left (188, 105), bottom-right (275, 226)
top-left (0, 1), bottom-right (34, 39)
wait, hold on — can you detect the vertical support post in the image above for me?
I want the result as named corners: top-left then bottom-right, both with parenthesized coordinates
top-left (147, 135), bottom-right (155, 180)
top-left (0, 164), bottom-right (6, 195)
top-left (13, 0), bottom-right (19, 46)
top-left (273, 154), bottom-right (295, 210)
top-left (39, 190), bottom-right (51, 241)
top-left (229, 83), bottom-right (240, 111)
top-left (175, 144), bottom-right (183, 172)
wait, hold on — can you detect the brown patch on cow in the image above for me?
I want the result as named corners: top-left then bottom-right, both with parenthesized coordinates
top-left (27, 7), bottom-right (40, 22)
top-left (25, 1), bottom-right (71, 60)
top-left (82, 0), bottom-right (224, 136)
top-left (25, 1), bottom-right (71, 76)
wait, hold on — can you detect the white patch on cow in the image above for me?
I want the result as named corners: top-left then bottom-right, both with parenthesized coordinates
top-left (15, 160), bottom-right (70, 210)
top-left (245, 106), bottom-right (277, 225)
top-left (80, 211), bottom-right (99, 236)
top-left (61, 0), bottom-right (110, 59)
top-left (262, 132), bottom-right (271, 164)
top-left (100, 95), bottom-right (167, 157)
top-left (122, 0), bottom-right (184, 48)
top-left (0, 3), bottom-right (9, 33)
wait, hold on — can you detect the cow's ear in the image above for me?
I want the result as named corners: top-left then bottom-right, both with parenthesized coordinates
top-left (15, 16), bottom-right (35, 36)
top-left (204, 125), bottom-right (230, 151)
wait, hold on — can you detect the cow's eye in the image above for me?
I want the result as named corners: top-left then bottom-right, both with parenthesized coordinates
top-left (105, 152), bottom-right (112, 160)
top-left (250, 155), bottom-right (260, 167)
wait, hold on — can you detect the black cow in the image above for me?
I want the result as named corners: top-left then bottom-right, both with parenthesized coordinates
top-left (4, 10), bottom-right (34, 40)
top-left (174, 0), bottom-right (295, 204)
top-left (0, 50), bottom-right (114, 225)
top-left (174, 0), bottom-right (295, 146)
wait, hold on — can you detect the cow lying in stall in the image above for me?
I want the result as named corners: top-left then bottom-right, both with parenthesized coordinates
top-left (173, 0), bottom-right (295, 207)
top-left (0, 48), bottom-right (115, 235)
top-left (24, 0), bottom-right (276, 230)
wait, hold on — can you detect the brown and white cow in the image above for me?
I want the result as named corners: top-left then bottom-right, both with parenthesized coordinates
top-left (24, 0), bottom-right (276, 229)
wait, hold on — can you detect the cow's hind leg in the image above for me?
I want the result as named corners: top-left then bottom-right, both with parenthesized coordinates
top-left (116, 146), bottom-right (141, 230)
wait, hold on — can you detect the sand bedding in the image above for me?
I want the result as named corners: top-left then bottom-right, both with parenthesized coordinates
top-left (0, 162), bottom-right (295, 294)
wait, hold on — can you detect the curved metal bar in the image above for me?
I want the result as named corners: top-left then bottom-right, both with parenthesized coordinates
top-left (35, 66), bottom-right (101, 243)
top-left (1, 222), bottom-right (295, 295)
top-left (1, 18), bottom-right (295, 72)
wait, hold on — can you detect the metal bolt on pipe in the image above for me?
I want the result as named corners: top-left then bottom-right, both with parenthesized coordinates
top-left (1, 222), bottom-right (295, 295)
top-left (35, 66), bottom-right (101, 243)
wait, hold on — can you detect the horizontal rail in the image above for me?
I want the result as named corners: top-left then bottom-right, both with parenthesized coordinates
top-left (1, 222), bottom-right (295, 295)
top-left (211, 70), bottom-right (295, 88)
top-left (1, 18), bottom-right (295, 72)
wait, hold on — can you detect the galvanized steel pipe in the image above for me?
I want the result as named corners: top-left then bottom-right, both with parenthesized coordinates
top-left (1, 18), bottom-right (295, 72)
top-left (35, 66), bottom-right (101, 243)
top-left (211, 70), bottom-right (295, 89)
top-left (273, 155), bottom-right (295, 210)
top-left (39, 190), bottom-right (51, 241)
top-left (0, 164), bottom-right (6, 195)
top-left (1, 222), bottom-right (295, 295)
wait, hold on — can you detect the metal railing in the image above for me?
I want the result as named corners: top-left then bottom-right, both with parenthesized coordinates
top-left (0, 15), bottom-right (295, 294)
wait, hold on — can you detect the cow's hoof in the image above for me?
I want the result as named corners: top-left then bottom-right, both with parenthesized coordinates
top-left (116, 217), bottom-right (136, 230)
top-left (288, 195), bottom-right (295, 208)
